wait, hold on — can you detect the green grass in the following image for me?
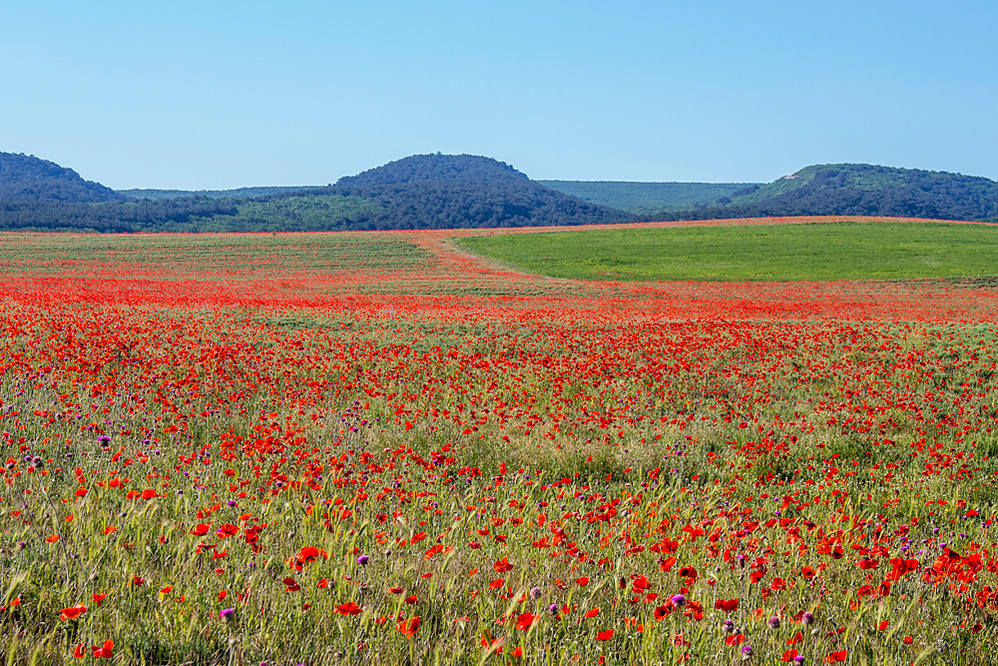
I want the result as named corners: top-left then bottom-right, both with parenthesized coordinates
top-left (458, 221), bottom-right (998, 281)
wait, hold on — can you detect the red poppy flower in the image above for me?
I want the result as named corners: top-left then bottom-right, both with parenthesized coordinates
top-left (91, 640), bottom-right (114, 658)
top-left (398, 616), bottom-right (421, 636)
top-left (335, 602), bottom-right (362, 615)
top-left (515, 612), bottom-right (538, 631)
top-left (714, 599), bottom-right (739, 612)
top-left (59, 604), bottom-right (86, 621)
top-left (595, 630), bottom-right (614, 641)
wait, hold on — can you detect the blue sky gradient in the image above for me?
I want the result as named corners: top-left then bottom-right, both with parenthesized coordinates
top-left (1, 1), bottom-right (995, 188)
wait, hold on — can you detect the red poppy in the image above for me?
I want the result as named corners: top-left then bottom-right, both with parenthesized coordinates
top-left (714, 599), bottom-right (739, 612)
top-left (335, 602), bottom-right (362, 616)
top-left (91, 640), bottom-right (114, 658)
top-left (515, 612), bottom-right (538, 631)
top-left (59, 604), bottom-right (86, 621)
top-left (398, 616), bottom-right (421, 636)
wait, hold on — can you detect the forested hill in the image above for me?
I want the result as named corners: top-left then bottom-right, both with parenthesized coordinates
top-left (0, 152), bottom-right (123, 203)
top-left (4, 154), bottom-right (996, 231)
top-left (655, 164), bottom-right (998, 221)
top-left (0, 153), bottom-right (631, 231)
top-left (327, 154), bottom-right (631, 229)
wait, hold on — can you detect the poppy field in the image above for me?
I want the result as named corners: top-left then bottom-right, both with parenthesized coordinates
top-left (4, 217), bottom-right (998, 665)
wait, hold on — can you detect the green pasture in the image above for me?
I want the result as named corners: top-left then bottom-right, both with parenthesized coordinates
top-left (458, 221), bottom-right (998, 281)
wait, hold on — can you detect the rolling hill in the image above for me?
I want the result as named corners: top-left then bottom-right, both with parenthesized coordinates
top-left (3, 152), bottom-right (997, 231)
top-left (327, 154), bottom-right (630, 229)
top-left (0, 153), bottom-right (631, 232)
top-left (660, 163), bottom-right (998, 221)
top-left (0, 152), bottom-right (123, 203)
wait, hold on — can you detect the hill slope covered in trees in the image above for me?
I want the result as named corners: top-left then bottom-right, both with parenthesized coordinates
top-left (0, 152), bottom-right (123, 203)
top-left (656, 164), bottom-right (998, 221)
top-left (3, 154), bottom-right (997, 231)
top-left (0, 153), bottom-right (631, 231)
top-left (327, 154), bottom-right (630, 229)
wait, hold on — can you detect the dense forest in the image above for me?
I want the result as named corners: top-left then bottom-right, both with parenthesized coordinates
top-left (0, 153), bottom-right (630, 231)
top-left (328, 155), bottom-right (629, 229)
top-left (0, 152), bottom-right (123, 203)
top-left (653, 164), bottom-right (998, 221)
top-left (2, 152), bottom-right (997, 231)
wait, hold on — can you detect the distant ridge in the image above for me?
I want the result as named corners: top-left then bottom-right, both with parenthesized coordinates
top-left (2, 153), bottom-right (997, 231)
top-left (0, 152), bottom-right (123, 203)
top-left (539, 180), bottom-right (760, 214)
top-left (658, 163), bottom-right (998, 222)
top-left (119, 186), bottom-right (320, 200)
top-left (328, 154), bottom-right (630, 229)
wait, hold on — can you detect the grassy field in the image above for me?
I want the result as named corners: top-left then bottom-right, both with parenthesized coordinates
top-left (0, 231), bottom-right (429, 278)
top-left (458, 220), bottom-right (998, 281)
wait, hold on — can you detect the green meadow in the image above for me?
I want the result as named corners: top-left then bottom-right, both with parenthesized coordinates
top-left (458, 221), bottom-right (998, 281)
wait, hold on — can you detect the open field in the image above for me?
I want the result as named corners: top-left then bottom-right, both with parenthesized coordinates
top-left (457, 220), bottom-right (998, 281)
top-left (4, 218), bottom-right (998, 665)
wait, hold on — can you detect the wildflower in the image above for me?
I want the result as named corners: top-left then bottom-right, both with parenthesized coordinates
top-left (516, 612), bottom-right (538, 631)
top-left (397, 616), bottom-right (421, 637)
top-left (59, 604), bottom-right (86, 621)
top-left (801, 612), bottom-right (815, 626)
top-left (357, 555), bottom-right (369, 566)
top-left (219, 608), bottom-right (235, 620)
top-left (671, 594), bottom-right (686, 607)
top-left (595, 630), bottom-right (614, 641)
top-left (715, 599), bottom-right (739, 612)
top-left (768, 616), bottom-right (781, 629)
top-left (91, 640), bottom-right (114, 658)
top-left (336, 602), bottom-right (362, 616)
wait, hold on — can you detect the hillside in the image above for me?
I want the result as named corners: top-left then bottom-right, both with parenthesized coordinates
top-left (660, 163), bottom-right (998, 221)
top-left (538, 180), bottom-right (759, 214)
top-left (0, 152), bottom-right (123, 203)
top-left (328, 154), bottom-right (631, 229)
top-left (0, 153), bottom-right (631, 231)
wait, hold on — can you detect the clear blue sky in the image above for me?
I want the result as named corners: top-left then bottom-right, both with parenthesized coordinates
top-left (1, 1), bottom-right (995, 189)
